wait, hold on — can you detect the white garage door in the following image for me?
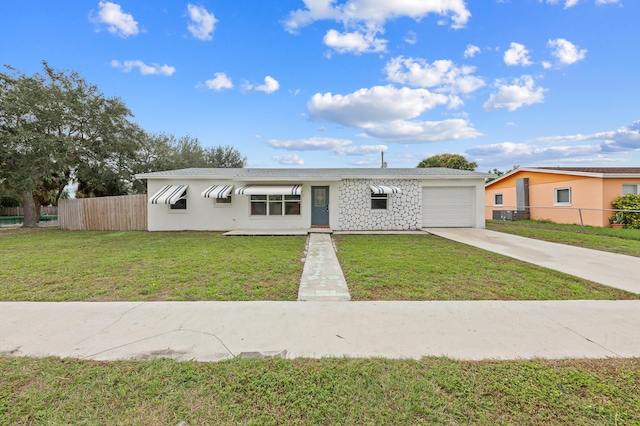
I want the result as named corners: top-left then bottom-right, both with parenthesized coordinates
top-left (422, 187), bottom-right (474, 228)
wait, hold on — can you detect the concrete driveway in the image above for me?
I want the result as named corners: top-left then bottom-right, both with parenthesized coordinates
top-left (425, 228), bottom-right (640, 294)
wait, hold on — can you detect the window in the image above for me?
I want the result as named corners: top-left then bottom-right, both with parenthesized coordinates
top-left (622, 184), bottom-right (639, 195)
top-left (371, 193), bottom-right (388, 210)
top-left (251, 194), bottom-right (300, 216)
top-left (494, 193), bottom-right (504, 206)
top-left (169, 191), bottom-right (187, 210)
top-left (554, 187), bottom-right (571, 205)
top-left (215, 196), bottom-right (232, 205)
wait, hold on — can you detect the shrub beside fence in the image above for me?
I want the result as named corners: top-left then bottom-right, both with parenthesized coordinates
top-left (0, 206), bottom-right (58, 216)
top-left (59, 194), bottom-right (147, 231)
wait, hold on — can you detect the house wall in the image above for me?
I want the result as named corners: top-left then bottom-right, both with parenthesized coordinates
top-left (337, 179), bottom-right (421, 230)
top-left (147, 179), bottom-right (340, 231)
top-left (485, 172), bottom-right (640, 227)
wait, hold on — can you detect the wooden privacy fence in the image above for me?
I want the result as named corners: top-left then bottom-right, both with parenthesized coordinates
top-left (0, 206), bottom-right (58, 216)
top-left (59, 194), bottom-right (147, 231)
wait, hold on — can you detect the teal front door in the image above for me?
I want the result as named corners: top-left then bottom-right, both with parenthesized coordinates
top-left (311, 186), bottom-right (329, 226)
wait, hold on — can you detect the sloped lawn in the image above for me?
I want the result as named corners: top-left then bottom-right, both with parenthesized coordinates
top-left (334, 234), bottom-right (640, 300)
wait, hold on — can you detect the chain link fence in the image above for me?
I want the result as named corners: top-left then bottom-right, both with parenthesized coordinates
top-left (487, 205), bottom-right (640, 231)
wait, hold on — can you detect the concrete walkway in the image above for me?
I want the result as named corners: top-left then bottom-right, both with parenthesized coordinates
top-left (425, 228), bottom-right (640, 294)
top-left (298, 233), bottom-right (351, 301)
top-left (2, 301), bottom-right (639, 361)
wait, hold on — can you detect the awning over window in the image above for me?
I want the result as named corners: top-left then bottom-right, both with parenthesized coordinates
top-left (201, 184), bottom-right (234, 199)
top-left (235, 185), bottom-right (302, 196)
top-left (370, 185), bottom-right (401, 195)
top-left (148, 184), bottom-right (188, 205)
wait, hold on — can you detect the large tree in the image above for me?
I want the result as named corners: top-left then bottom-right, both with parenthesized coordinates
top-left (0, 62), bottom-right (141, 226)
top-left (417, 153), bottom-right (478, 171)
top-left (130, 133), bottom-right (247, 193)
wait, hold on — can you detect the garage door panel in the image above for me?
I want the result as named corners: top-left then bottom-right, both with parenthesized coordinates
top-left (422, 187), bottom-right (474, 227)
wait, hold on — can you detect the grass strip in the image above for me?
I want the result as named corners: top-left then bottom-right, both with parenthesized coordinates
top-left (486, 220), bottom-right (640, 257)
top-left (334, 234), bottom-right (639, 300)
top-left (1, 356), bottom-right (638, 425)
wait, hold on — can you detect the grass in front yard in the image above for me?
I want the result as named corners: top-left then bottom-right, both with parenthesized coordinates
top-left (334, 234), bottom-right (640, 300)
top-left (486, 220), bottom-right (640, 257)
top-left (1, 356), bottom-right (639, 425)
top-left (0, 229), bottom-right (305, 301)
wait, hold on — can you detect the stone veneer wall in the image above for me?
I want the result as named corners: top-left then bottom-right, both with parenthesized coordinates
top-left (337, 179), bottom-right (421, 230)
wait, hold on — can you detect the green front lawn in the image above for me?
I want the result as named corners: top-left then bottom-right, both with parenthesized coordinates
top-left (486, 220), bottom-right (640, 257)
top-left (0, 229), bottom-right (305, 301)
top-left (334, 234), bottom-right (639, 300)
top-left (2, 229), bottom-right (637, 301)
top-left (1, 356), bottom-right (638, 425)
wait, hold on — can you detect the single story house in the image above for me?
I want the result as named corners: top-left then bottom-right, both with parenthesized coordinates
top-left (135, 168), bottom-right (491, 232)
top-left (485, 167), bottom-right (640, 227)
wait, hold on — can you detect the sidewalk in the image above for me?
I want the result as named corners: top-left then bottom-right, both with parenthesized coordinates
top-left (2, 301), bottom-right (639, 361)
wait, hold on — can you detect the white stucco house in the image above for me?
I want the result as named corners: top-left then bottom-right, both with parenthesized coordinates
top-left (134, 168), bottom-right (491, 231)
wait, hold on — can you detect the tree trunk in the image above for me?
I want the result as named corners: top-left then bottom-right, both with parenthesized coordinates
top-left (21, 191), bottom-right (38, 228)
top-left (33, 195), bottom-right (42, 223)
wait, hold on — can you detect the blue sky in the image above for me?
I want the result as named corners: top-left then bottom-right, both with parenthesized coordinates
top-left (2, 0), bottom-right (639, 171)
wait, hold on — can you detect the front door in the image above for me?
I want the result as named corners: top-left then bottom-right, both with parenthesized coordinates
top-left (311, 186), bottom-right (329, 226)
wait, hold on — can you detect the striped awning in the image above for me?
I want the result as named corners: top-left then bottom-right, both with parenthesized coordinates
top-left (235, 185), bottom-right (302, 196)
top-left (148, 185), bottom-right (188, 205)
top-left (370, 185), bottom-right (401, 195)
top-left (201, 184), bottom-right (234, 199)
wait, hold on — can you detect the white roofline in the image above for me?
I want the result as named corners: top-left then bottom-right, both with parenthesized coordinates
top-left (485, 167), bottom-right (640, 187)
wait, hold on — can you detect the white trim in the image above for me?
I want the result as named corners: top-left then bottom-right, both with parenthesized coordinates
top-left (494, 193), bottom-right (504, 206)
top-left (554, 187), bottom-right (572, 206)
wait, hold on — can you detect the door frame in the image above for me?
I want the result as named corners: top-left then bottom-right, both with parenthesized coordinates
top-left (311, 186), bottom-right (330, 226)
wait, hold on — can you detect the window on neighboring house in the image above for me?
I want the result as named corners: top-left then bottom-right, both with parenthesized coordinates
top-left (494, 193), bottom-right (504, 206)
top-left (622, 184), bottom-right (640, 195)
top-left (170, 192), bottom-right (187, 210)
top-left (554, 187), bottom-right (571, 206)
top-left (371, 193), bottom-right (388, 210)
top-left (250, 194), bottom-right (301, 216)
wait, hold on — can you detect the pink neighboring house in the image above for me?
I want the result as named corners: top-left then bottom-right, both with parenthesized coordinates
top-left (485, 167), bottom-right (640, 227)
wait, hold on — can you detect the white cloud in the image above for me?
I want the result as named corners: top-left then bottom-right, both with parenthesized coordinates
top-left (110, 60), bottom-right (175, 76)
top-left (273, 154), bottom-right (305, 165)
top-left (307, 85), bottom-right (481, 142)
top-left (540, 0), bottom-right (620, 7)
top-left (360, 119), bottom-right (482, 142)
top-left (504, 42), bottom-right (533, 66)
top-left (542, 61), bottom-right (552, 69)
top-left (384, 56), bottom-right (485, 94)
top-left (308, 85), bottom-right (450, 127)
top-left (267, 137), bottom-right (387, 155)
top-left (255, 76), bottom-right (280, 94)
top-left (91, 1), bottom-right (139, 37)
top-left (323, 29), bottom-right (387, 54)
top-left (547, 38), bottom-right (587, 66)
top-left (483, 75), bottom-right (546, 111)
top-left (463, 44), bottom-right (481, 58)
top-left (186, 4), bottom-right (217, 41)
top-left (404, 31), bottom-right (417, 45)
top-left (284, 0), bottom-right (472, 32)
top-left (200, 72), bottom-right (233, 90)
top-left (467, 121), bottom-right (640, 168)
